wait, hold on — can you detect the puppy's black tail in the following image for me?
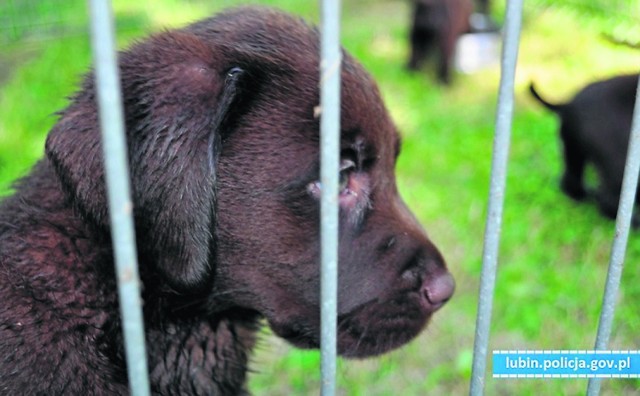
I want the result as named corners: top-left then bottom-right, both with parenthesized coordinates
top-left (528, 82), bottom-right (564, 113)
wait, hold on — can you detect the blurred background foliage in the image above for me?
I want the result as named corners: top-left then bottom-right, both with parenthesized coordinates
top-left (0, 0), bottom-right (639, 394)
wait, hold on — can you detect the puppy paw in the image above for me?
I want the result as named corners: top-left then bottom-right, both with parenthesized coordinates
top-left (560, 178), bottom-right (587, 201)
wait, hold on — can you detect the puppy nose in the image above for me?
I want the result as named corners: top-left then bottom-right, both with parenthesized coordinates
top-left (423, 271), bottom-right (455, 310)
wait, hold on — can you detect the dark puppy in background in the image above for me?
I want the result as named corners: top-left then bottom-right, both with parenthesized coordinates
top-left (407, 0), bottom-right (473, 84)
top-left (529, 74), bottom-right (639, 221)
top-left (0, 6), bottom-right (454, 395)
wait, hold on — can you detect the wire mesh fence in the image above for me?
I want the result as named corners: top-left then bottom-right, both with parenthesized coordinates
top-left (3, 0), bottom-right (638, 46)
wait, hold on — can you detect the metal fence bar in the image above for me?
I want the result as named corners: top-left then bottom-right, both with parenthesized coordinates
top-left (87, 1), bottom-right (150, 395)
top-left (586, 75), bottom-right (640, 396)
top-left (319, 0), bottom-right (342, 395)
top-left (469, 0), bottom-right (524, 394)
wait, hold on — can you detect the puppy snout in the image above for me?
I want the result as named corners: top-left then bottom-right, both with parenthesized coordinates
top-left (422, 271), bottom-right (455, 310)
top-left (398, 243), bottom-right (454, 311)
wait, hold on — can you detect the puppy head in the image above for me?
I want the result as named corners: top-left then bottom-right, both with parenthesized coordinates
top-left (192, 8), bottom-right (455, 357)
top-left (45, 6), bottom-right (454, 357)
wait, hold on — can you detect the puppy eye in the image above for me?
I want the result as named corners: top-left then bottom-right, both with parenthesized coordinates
top-left (339, 159), bottom-right (356, 192)
top-left (307, 158), bottom-right (356, 198)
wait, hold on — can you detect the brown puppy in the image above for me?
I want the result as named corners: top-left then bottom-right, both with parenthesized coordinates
top-left (407, 0), bottom-right (473, 84)
top-left (0, 7), bottom-right (454, 395)
top-left (530, 75), bottom-right (639, 222)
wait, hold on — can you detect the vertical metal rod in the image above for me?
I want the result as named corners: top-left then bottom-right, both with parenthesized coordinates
top-left (469, 0), bottom-right (524, 394)
top-left (319, 0), bottom-right (341, 395)
top-left (586, 76), bottom-right (640, 396)
top-left (87, 1), bottom-right (150, 395)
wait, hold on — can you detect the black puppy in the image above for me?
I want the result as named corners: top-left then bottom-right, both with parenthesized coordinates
top-left (0, 6), bottom-right (454, 395)
top-left (529, 74), bottom-right (639, 221)
top-left (407, 0), bottom-right (473, 84)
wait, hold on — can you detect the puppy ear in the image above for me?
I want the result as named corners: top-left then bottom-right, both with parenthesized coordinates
top-left (46, 32), bottom-right (246, 293)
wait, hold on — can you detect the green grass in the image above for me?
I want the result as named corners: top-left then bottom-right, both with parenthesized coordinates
top-left (1, 0), bottom-right (640, 394)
